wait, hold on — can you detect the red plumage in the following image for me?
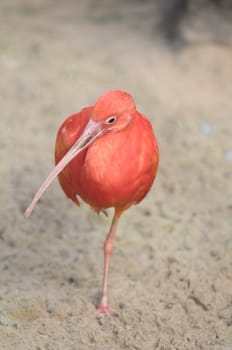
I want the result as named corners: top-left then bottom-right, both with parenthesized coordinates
top-left (55, 108), bottom-right (158, 212)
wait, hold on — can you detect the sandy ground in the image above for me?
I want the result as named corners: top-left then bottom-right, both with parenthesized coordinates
top-left (0, 1), bottom-right (232, 349)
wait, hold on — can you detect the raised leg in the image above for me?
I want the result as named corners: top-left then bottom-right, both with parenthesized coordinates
top-left (96, 208), bottom-right (122, 315)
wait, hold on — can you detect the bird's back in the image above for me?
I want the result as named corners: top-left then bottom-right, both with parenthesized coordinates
top-left (55, 106), bottom-right (92, 206)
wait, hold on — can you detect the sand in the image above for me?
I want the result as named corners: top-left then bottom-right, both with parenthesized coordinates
top-left (0, 1), bottom-right (231, 349)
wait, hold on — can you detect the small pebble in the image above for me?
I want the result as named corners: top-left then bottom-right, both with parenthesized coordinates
top-left (201, 122), bottom-right (213, 135)
top-left (224, 150), bottom-right (232, 161)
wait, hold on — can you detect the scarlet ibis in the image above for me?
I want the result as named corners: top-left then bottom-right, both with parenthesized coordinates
top-left (24, 90), bottom-right (159, 315)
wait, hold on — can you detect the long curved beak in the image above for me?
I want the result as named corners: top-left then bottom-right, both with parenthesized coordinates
top-left (24, 118), bottom-right (104, 219)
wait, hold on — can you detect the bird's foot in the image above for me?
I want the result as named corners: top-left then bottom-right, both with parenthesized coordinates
top-left (96, 304), bottom-right (115, 316)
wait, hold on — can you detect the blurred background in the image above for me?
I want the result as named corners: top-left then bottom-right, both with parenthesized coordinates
top-left (0, 1), bottom-right (232, 349)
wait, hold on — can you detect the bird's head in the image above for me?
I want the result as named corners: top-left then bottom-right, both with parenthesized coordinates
top-left (92, 90), bottom-right (136, 131)
top-left (24, 90), bottom-right (136, 218)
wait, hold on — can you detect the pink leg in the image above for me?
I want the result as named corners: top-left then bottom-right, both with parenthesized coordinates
top-left (96, 209), bottom-right (122, 315)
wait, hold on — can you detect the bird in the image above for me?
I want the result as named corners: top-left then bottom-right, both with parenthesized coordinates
top-left (24, 90), bottom-right (159, 315)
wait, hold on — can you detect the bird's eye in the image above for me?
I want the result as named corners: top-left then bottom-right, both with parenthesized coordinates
top-left (105, 116), bottom-right (117, 125)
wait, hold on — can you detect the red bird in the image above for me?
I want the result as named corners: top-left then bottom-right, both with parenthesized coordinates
top-left (24, 90), bottom-right (159, 314)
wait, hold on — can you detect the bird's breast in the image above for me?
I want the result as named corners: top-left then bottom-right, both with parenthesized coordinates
top-left (77, 114), bottom-right (159, 211)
